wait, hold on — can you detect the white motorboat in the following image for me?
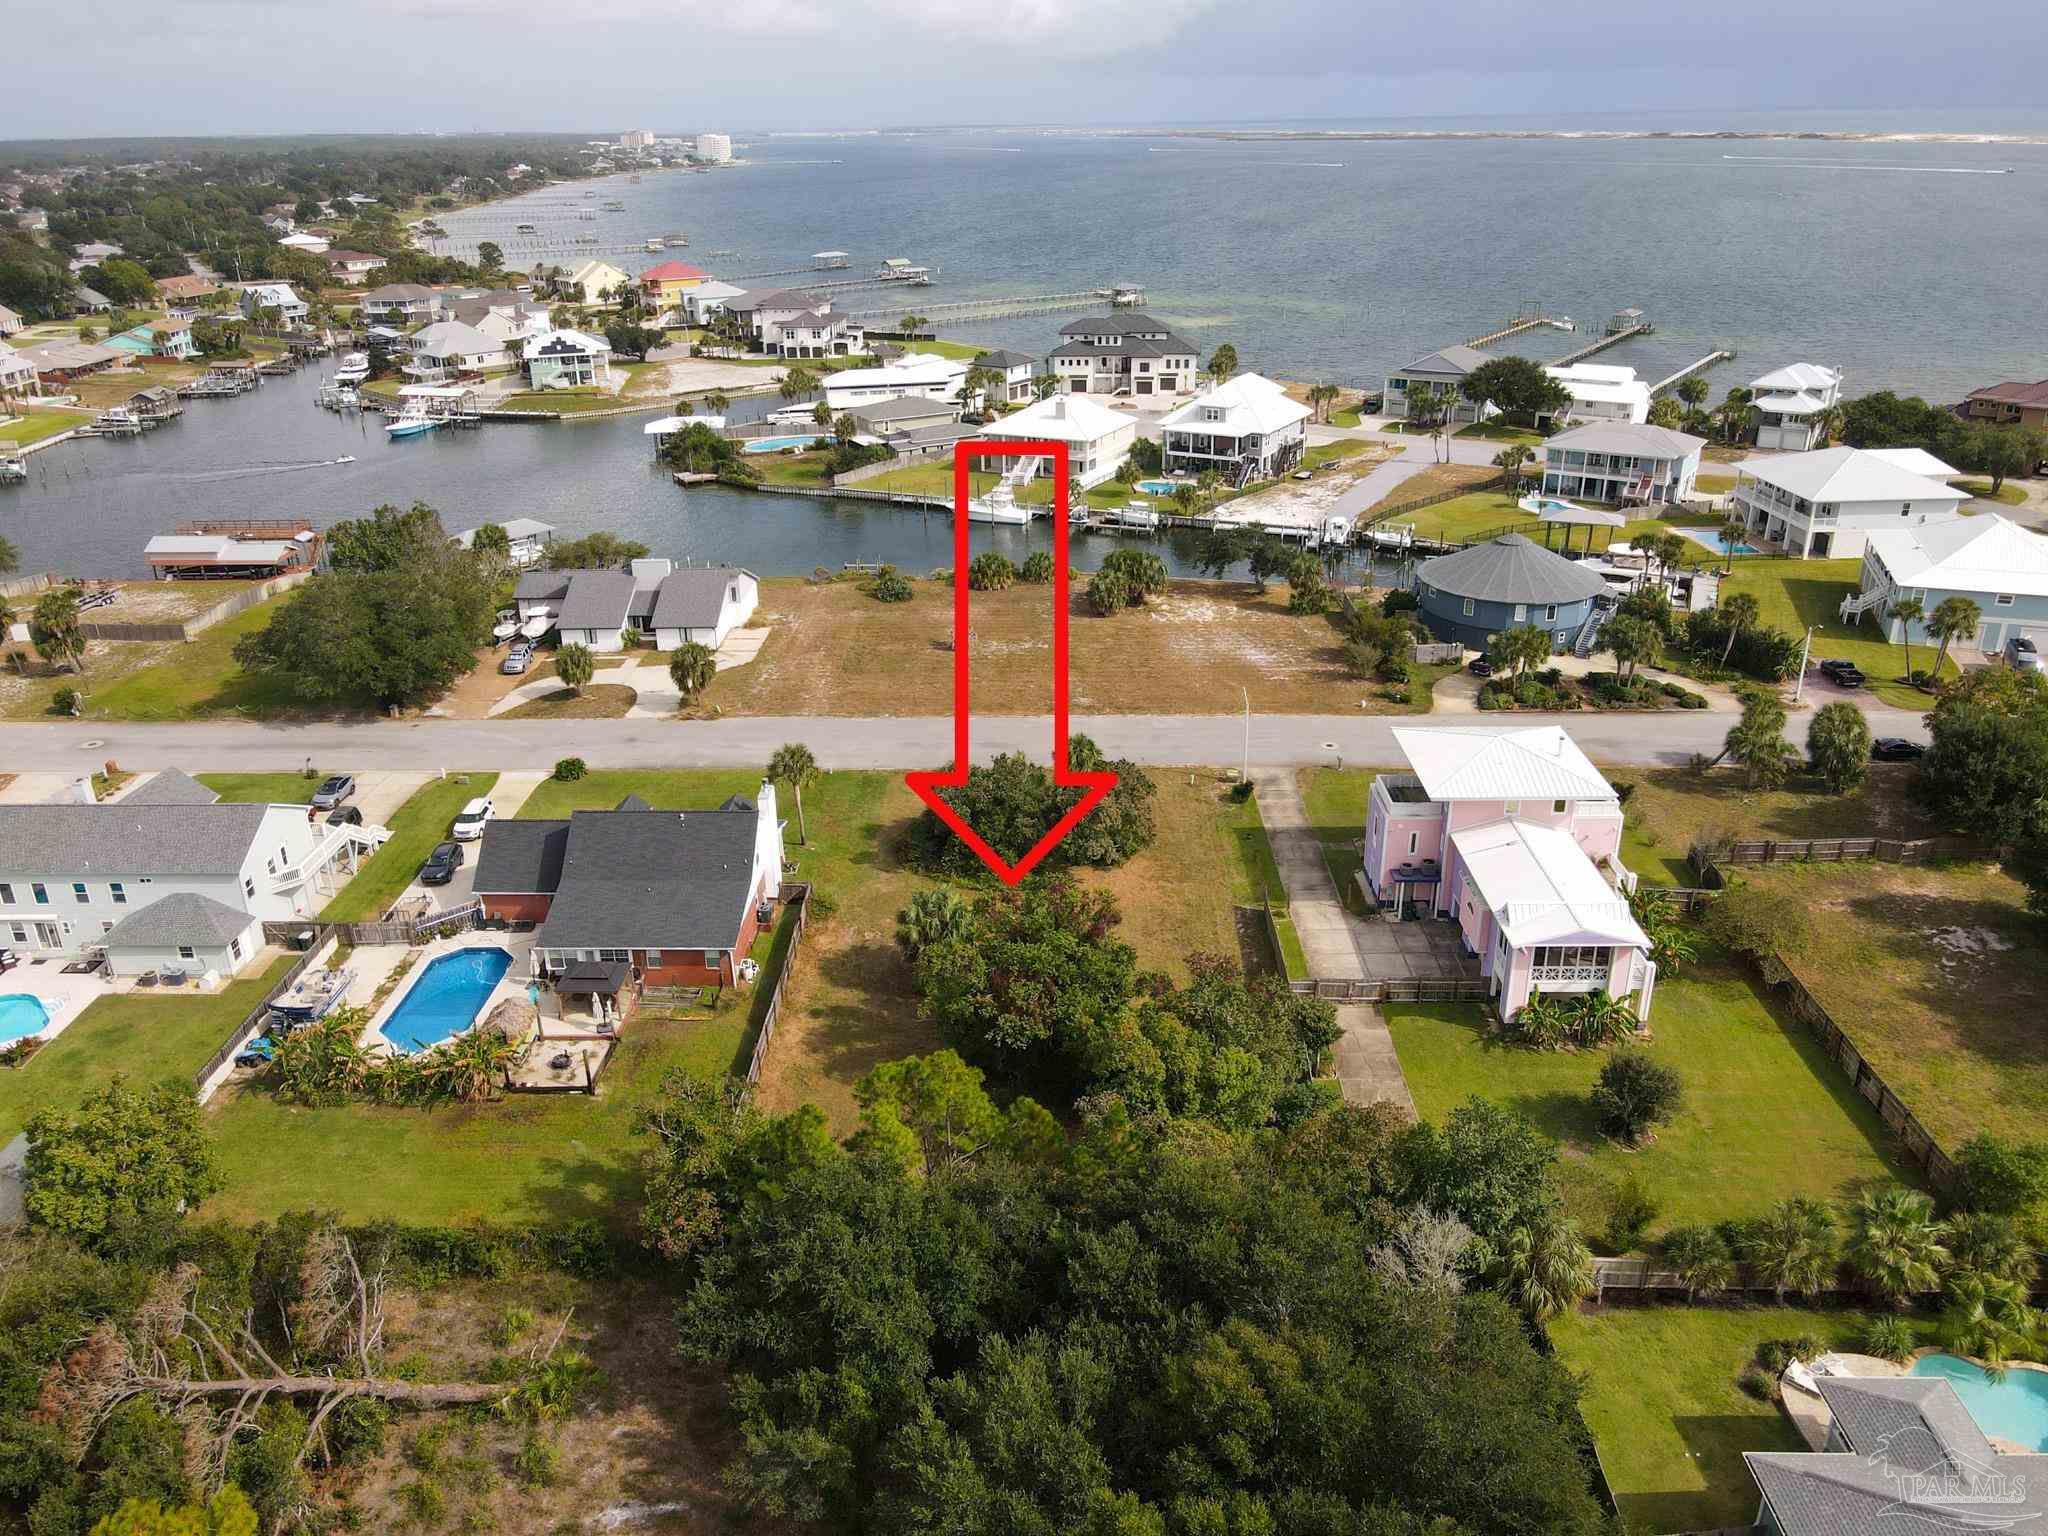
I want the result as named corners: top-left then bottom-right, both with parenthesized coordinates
top-left (519, 614), bottom-right (554, 640)
top-left (384, 406), bottom-right (438, 439)
top-left (965, 457), bottom-right (1042, 525)
top-left (332, 352), bottom-right (370, 384)
top-left (492, 619), bottom-right (520, 642)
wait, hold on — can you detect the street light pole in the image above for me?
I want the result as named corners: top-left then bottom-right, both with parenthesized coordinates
top-left (1791, 625), bottom-right (1815, 704)
top-left (1240, 686), bottom-right (1250, 785)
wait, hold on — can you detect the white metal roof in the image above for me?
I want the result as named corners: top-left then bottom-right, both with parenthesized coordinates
top-left (1546, 363), bottom-right (1652, 411)
top-left (643, 414), bottom-right (724, 434)
top-left (1738, 447), bottom-right (1967, 505)
top-left (1748, 362), bottom-right (1841, 394)
top-left (145, 535), bottom-right (294, 562)
top-left (397, 383), bottom-right (475, 399)
top-left (1159, 372), bottom-right (1310, 436)
top-left (1862, 446), bottom-right (1962, 480)
top-left (978, 393), bottom-right (1134, 443)
top-left (1449, 819), bottom-right (1649, 948)
top-left (1391, 725), bottom-right (1615, 802)
top-left (1753, 390), bottom-right (1827, 415)
top-left (409, 320), bottom-right (498, 357)
top-left (1865, 514), bottom-right (2048, 601)
top-left (1543, 420), bottom-right (1704, 458)
top-left (823, 352), bottom-right (967, 390)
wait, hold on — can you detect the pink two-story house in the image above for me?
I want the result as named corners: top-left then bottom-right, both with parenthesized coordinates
top-left (1361, 726), bottom-right (1656, 1023)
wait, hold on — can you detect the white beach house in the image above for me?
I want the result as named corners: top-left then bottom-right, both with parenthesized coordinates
top-left (1747, 363), bottom-right (1843, 451)
top-left (1159, 373), bottom-right (1310, 485)
top-left (823, 352), bottom-right (969, 410)
top-left (525, 329), bottom-right (613, 390)
top-left (1730, 446), bottom-right (1968, 560)
top-left (405, 320), bottom-right (511, 379)
top-left (1844, 513), bottom-right (2048, 655)
top-left (1541, 363), bottom-right (1651, 426)
top-left (975, 394), bottom-right (1138, 489)
top-left (1539, 421), bottom-right (1705, 506)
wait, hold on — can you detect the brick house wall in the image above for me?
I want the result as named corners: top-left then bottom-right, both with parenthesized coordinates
top-left (480, 892), bottom-right (552, 924)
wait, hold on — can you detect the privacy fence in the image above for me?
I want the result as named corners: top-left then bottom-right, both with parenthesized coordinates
top-left (745, 883), bottom-right (813, 1086)
top-left (194, 927), bottom-right (340, 1103)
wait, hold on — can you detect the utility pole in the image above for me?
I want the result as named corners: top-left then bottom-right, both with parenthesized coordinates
top-left (1240, 686), bottom-right (1250, 785)
top-left (1791, 625), bottom-right (1815, 704)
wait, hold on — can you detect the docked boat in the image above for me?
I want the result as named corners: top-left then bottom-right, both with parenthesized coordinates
top-left (516, 222), bottom-right (537, 234)
top-left (492, 618), bottom-right (520, 642)
top-left (667, 232), bottom-right (688, 246)
top-left (332, 351), bottom-right (370, 384)
top-left (384, 407), bottom-right (438, 439)
top-left (602, 200), bottom-right (626, 211)
top-left (0, 454), bottom-right (26, 484)
top-left (518, 612), bottom-right (555, 640)
top-left (315, 382), bottom-right (359, 410)
top-left (965, 458), bottom-right (1041, 525)
top-left (644, 238), bottom-right (665, 253)
top-left (1108, 502), bottom-right (1160, 531)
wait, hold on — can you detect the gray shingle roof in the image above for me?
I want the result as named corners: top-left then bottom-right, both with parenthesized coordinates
top-left (554, 571), bottom-right (638, 631)
top-left (534, 807), bottom-right (760, 952)
top-left (649, 567), bottom-right (748, 631)
top-left (0, 803), bottom-right (269, 878)
top-left (1543, 420), bottom-right (1706, 457)
top-left (515, 571), bottom-right (571, 604)
top-left (100, 892), bottom-right (256, 951)
top-left (1400, 344), bottom-right (1490, 377)
top-left (473, 819), bottom-right (570, 895)
top-left (1058, 312), bottom-right (1175, 336)
top-left (122, 769), bottom-right (221, 806)
top-left (1050, 334), bottom-right (1196, 361)
top-left (1415, 533), bottom-right (1607, 606)
top-left (974, 349), bottom-right (1033, 370)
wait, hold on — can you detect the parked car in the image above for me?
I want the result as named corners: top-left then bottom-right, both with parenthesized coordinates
top-left (500, 643), bottom-right (534, 676)
top-left (451, 796), bottom-right (494, 841)
top-left (233, 1037), bottom-right (276, 1069)
top-left (326, 804), bottom-right (364, 827)
top-left (1871, 737), bottom-right (1927, 762)
top-left (420, 841), bottom-right (465, 886)
top-left (309, 773), bottom-right (356, 809)
top-left (1817, 658), bottom-right (1865, 688)
top-left (2004, 635), bottom-right (2044, 673)
top-left (1467, 657), bottom-right (1494, 677)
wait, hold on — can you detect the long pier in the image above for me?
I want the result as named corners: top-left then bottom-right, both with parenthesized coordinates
top-left (1549, 323), bottom-right (1652, 367)
top-left (1650, 350), bottom-right (1735, 395)
top-left (1465, 313), bottom-right (1575, 348)
top-left (849, 288), bottom-right (1136, 323)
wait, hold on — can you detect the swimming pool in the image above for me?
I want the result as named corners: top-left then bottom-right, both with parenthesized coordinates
top-left (1679, 528), bottom-right (1760, 557)
top-left (741, 434), bottom-right (827, 454)
top-left (378, 947), bottom-right (514, 1053)
top-left (0, 995), bottom-right (51, 1046)
top-left (1135, 479), bottom-right (1181, 495)
top-left (1910, 1354), bottom-right (2048, 1451)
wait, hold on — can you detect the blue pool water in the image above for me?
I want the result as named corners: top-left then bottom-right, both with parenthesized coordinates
top-left (1135, 479), bottom-right (1180, 495)
top-left (0, 995), bottom-right (51, 1045)
top-left (1679, 528), bottom-right (1760, 557)
top-left (378, 948), bottom-right (514, 1053)
top-left (1910, 1354), bottom-right (2048, 1451)
top-left (741, 434), bottom-right (827, 454)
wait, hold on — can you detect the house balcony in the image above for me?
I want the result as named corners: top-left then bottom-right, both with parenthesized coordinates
top-left (1370, 772), bottom-right (1438, 817)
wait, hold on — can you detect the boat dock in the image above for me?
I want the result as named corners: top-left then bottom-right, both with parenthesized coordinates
top-left (849, 285), bottom-right (1145, 323)
top-left (1549, 307), bottom-right (1655, 366)
top-left (1464, 310), bottom-right (1575, 348)
top-left (1650, 350), bottom-right (1736, 394)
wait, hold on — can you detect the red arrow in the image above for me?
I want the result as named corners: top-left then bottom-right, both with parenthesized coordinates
top-left (904, 439), bottom-right (1118, 886)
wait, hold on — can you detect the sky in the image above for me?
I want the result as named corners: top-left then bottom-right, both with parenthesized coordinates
top-left (7, 0), bottom-right (2048, 139)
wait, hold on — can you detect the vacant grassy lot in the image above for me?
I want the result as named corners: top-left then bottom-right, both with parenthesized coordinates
top-left (1388, 952), bottom-right (1915, 1244)
top-left (699, 576), bottom-right (1420, 717)
top-left (0, 955), bottom-right (294, 1145)
top-left (1738, 858), bottom-right (2044, 1148)
top-left (499, 682), bottom-right (636, 719)
top-left (52, 595), bottom-right (318, 722)
top-left (1454, 420), bottom-right (1545, 446)
top-left (1362, 461), bottom-right (1500, 515)
top-left (1553, 1304), bottom-right (1906, 1533)
top-left (1720, 555), bottom-right (1959, 708)
top-left (320, 772), bottom-right (499, 922)
top-left (0, 408), bottom-right (93, 447)
top-left (1956, 478), bottom-right (2027, 505)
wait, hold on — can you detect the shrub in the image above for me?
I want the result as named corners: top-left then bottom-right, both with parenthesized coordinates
top-left (1737, 1365), bottom-right (1777, 1402)
top-left (1948, 1133), bottom-right (2048, 1216)
top-left (1704, 881), bottom-right (1812, 967)
top-left (1381, 588), bottom-right (1420, 616)
top-left (1607, 1173), bottom-right (1661, 1251)
top-left (552, 757), bottom-right (586, 782)
top-left (967, 551), bottom-right (1015, 591)
top-left (326, 1397), bottom-right (391, 1465)
top-left (910, 736), bottom-right (1155, 876)
top-left (515, 1431), bottom-right (562, 1490)
top-left (864, 565), bottom-right (913, 602)
top-left (1755, 1339), bottom-right (1793, 1373)
top-left (1863, 1315), bottom-right (1918, 1363)
top-left (1087, 569), bottom-right (1133, 616)
top-left (1099, 548), bottom-right (1167, 601)
top-left (1019, 551), bottom-right (1055, 584)
top-left (50, 686), bottom-right (81, 717)
top-left (1591, 1051), bottom-right (1683, 1144)
top-left (1286, 554), bottom-right (1332, 615)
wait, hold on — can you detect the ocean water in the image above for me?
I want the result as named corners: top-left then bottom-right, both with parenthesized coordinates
top-left (7, 117), bottom-right (2046, 577)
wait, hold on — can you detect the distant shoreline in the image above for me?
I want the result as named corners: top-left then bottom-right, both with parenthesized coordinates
top-left (1105, 128), bottom-right (2046, 146)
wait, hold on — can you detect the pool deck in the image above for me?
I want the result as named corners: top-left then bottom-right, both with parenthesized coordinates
top-left (354, 931), bottom-right (540, 1055)
top-left (2, 944), bottom-right (289, 1048)
top-left (1779, 1350), bottom-right (2047, 1455)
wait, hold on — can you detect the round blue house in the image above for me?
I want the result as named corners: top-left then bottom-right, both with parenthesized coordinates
top-left (1413, 533), bottom-right (1608, 652)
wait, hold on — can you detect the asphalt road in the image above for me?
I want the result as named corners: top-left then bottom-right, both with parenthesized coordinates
top-left (0, 706), bottom-right (1932, 773)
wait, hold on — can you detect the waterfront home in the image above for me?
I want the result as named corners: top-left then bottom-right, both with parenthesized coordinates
top-left (525, 328), bottom-right (613, 390)
top-left (277, 231), bottom-right (330, 256)
top-left (154, 275), bottom-right (219, 307)
top-left (1159, 373), bottom-right (1309, 485)
top-left (519, 560), bottom-right (755, 653)
top-left (678, 278), bottom-right (746, 326)
top-left (1846, 512), bottom-right (2048, 654)
top-left (638, 259), bottom-right (708, 314)
top-left (238, 283), bottom-right (307, 325)
top-left (0, 342), bottom-right (37, 397)
top-left (1863, 446), bottom-right (1963, 481)
top-left (978, 393), bottom-right (1138, 489)
top-left (145, 528), bottom-right (320, 579)
top-left (143, 317), bottom-right (197, 360)
top-left (1747, 362), bottom-right (1843, 450)
top-left (1383, 344), bottom-right (1490, 423)
top-left (1540, 421), bottom-right (1704, 506)
top-left (0, 781), bottom-right (374, 973)
top-left (1961, 376), bottom-right (2048, 433)
top-left (405, 320), bottom-right (510, 379)
top-left (1048, 313), bottom-right (1199, 397)
top-left (1412, 533), bottom-right (1607, 652)
top-left (650, 565), bottom-right (760, 650)
top-left (324, 249), bottom-right (388, 284)
top-left (1743, 1376), bottom-right (2047, 1535)
top-left (974, 349), bottom-right (1037, 406)
top-left (359, 283), bottom-right (442, 325)
top-left (1730, 446), bottom-right (1968, 559)
top-left (18, 339), bottom-right (124, 385)
top-left (1360, 726), bottom-right (1653, 1024)
top-left (454, 517), bottom-right (555, 567)
top-left (470, 304), bottom-right (553, 353)
top-left (0, 303), bottom-right (21, 337)
top-left (473, 784), bottom-right (783, 989)
top-left (725, 289), bottom-right (834, 347)
top-left (761, 306), bottom-right (864, 359)
top-left (561, 259), bottom-right (630, 306)
top-left (1540, 363), bottom-right (1650, 426)
top-left (850, 395), bottom-right (961, 434)
top-left (824, 351), bottom-right (970, 410)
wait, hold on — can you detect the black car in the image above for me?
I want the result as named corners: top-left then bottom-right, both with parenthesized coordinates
top-left (1818, 659), bottom-right (1866, 688)
top-left (1871, 737), bottom-right (1927, 762)
top-left (326, 804), bottom-right (364, 827)
top-left (1467, 657), bottom-right (1494, 677)
top-left (420, 841), bottom-right (465, 886)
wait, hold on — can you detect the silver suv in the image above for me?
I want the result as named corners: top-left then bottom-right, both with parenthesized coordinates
top-left (2005, 636), bottom-right (2044, 674)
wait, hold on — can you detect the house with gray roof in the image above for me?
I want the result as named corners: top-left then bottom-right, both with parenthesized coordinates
top-left (1541, 420), bottom-right (1706, 506)
top-left (474, 789), bottom-right (785, 988)
top-left (649, 565), bottom-right (758, 651)
top-left (1383, 344), bottom-right (1493, 423)
top-left (1745, 1375), bottom-right (2048, 1534)
top-left (0, 794), bottom-right (367, 976)
top-left (525, 560), bottom-right (757, 653)
top-left (1412, 532), bottom-right (1609, 652)
top-left (1048, 314), bottom-right (1199, 398)
top-left (359, 283), bottom-right (442, 325)
top-left (973, 349), bottom-right (1037, 405)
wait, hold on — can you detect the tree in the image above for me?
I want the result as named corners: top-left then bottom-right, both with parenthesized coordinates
top-left (897, 311), bottom-right (927, 337)
top-left (1716, 517), bottom-right (1746, 574)
top-left (894, 888), bottom-right (971, 958)
top-left (554, 642), bottom-right (594, 695)
top-left (1647, 396), bottom-right (1684, 430)
top-left (1205, 343), bottom-right (1238, 385)
top-left (1840, 389), bottom-right (1967, 457)
top-left (1492, 443), bottom-right (1532, 485)
top-left (1675, 375), bottom-right (1708, 414)
top-left (1305, 382), bottom-right (1340, 423)
top-left (1627, 885), bottom-right (1698, 972)
top-left (1743, 1197), bottom-right (1839, 1303)
top-left (467, 521), bottom-right (511, 564)
top-left (1600, 612), bottom-right (1660, 682)
top-left (766, 742), bottom-right (818, 846)
top-left (1098, 548), bottom-right (1165, 602)
top-left (1806, 700), bottom-right (1872, 792)
top-left (958, 365), bottom-right (1003, 415)
top-left (547, 531), bottom-right (650, 569)
top-left (778, 363), bottom-right (820, 403)
top-left (603, 321), bottom-right (663, 361)
top-left (1590, 1051), bottom-right (1683, 1145)
top-left (1947, 1132), bottom-right (2048, 1217)
top-left (1720, 686), bottom-right (1798, 789)
top-left (94, 257), bottom-right (157, 306)
top-left (1459, 355), bottom-right (1560, 422)
top-left (1941, 1270), bottom-right (2037, 1369)
top-left (1498, 1209), bottom-right (1594, 1322)
top-left (1912, 668), bottom-right (2048, 840)
top-left (966, 551), bottom-right (1014, 591)
top-left (702, 388), bottom-right (731, 416)
top-left (1888, 595), bottom-right (1925, 677)
top-left (1960, 424), bottom-right (2040, 494)
top-left (668, 641), bottom-right (715, 702)
top-left (23, 1077), bottom-right (218, 1251)
top-left (1487, 624), bottom-right (1551, 679)
top-left (910, 739), bottom-right (1154, 879)
top-left (1716, 592), bottom-right (1759, 666)
top-left (30, 586), bottom-right (87, 673)
top-left (1712, 385), bottom-right (1755, 445)
top-left (1927, 595), bottom-right (1982, 682)
top-left (1703, 878), bottom-right (1812, 965)
top-left (475, 240), bottom-right (503, 273)
top-left (1845, 1186), bottom-right (1949, 1308)
top-left (1032, 372), bottom-right (1059, 400)
top-left (90, 1487), bottom-right (259, 1536)
top-left (0, 531), bottom-right (18, 575)
top-left (811, 400), bottom-right (832, 427)
top-left (1663, 1226), bottom-right (1736, 1301)
top-left (326, 502), bottom-right (446, 573)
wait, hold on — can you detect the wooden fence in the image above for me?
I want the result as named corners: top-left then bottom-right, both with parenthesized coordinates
top-left (1287, 976), bottom-right (1494, 1004)
top-left (1355, 471), bottom-right (1512, 531)
top-left (332, 900), bottom-right (481, 948)
top-left (192, 928), bottom-right (338, 1102)
top-left (1693, 835), bottom-right (1994, 880)
top-left (745, 883), bottom-right (813, 1086)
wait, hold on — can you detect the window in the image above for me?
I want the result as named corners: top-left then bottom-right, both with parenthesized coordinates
top-left (1996, 594), bottom-right (2016, 607)
top-left (73, 883), bottom-right (88, 905)
top-left (1553, 800), bottom-right (1567, 814)
top-left (644, 950), bottom-right (664, 966)
top-left (110, 882), bottom-right (126, 905)
top-left (243, 877), bottom-right (256, 898)
top-left (1503, 802), bottom-right (1520, 816)
top-left (177, 946), bottom-right (196, 961)
top-left (0, 884), bottom-right (11, 904)
top-left (703, 950), bottom-right (720, 968)
top-left (31, 883), bottom-right (48, 905)
top-left (1462, 597), bottom-right (1475, 617)
top-left (1532, 944), bottom-right (1612, 972)
top-left (1513, 604), bottom-right (1526, 622)
top-left (1407, 831), bottom-right (1419, 855)
top-left (266, 858), bottom-right (276, 876)
top-left (101, 922), bottom-right (114, 935)
top-left (1544, 605), bottom-right (1557, 621)
top-left (230, 937), bottom-right (243, 962)
top-left (597, 948), bottom-right (629, 964)
top-left (8, 924), bottom-right (23, 944)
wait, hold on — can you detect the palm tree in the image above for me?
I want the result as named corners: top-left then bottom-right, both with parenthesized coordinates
top-left (1676, 375), bottom-right (1709, 415)
top-left (1627, 885), bottom-right (1698, 972)
top-left (1941, 1270), bottom-right (2037, 1371)
top-left (1743, 1197), bottom-right (1839, 1303)
top-left (779, 364), bottom-right (820, 403)
top-left (895, 888), bottom-right (970, 957)
top-left (1720, 687), bottom-right (1798, 789)
top-left (1718, 592), bottom-right (1761, 666)
top-left (668, 641), bottom-right (716, 702)
top-left (1845, 1187), bottom-right (1949, 1308)
top-left (1601, 614), bottom-right (1660, 683)
top-left (1492, 443), bottom-right (1532, 492)
top-left (703, 389), bottom-right (731, 417)
top-left (1664, 1226), bottom-right (1735, 1301)
top-left (1927, 595), bottom-right (1982, 685)
top-left (1032, 372), bottom-right (1060, 401)
top-left (1887, 596), bottom-right (1924, 677)
top-left (1815, 402), bottom-right (1846, 447)
top-left (1499, 1209), bottom-right (1594, 1322)
top-left (1716, 517), bottom-right (1746, 574)
top-left (1206, 343), bottom-right (1238, 386)
top-left (1714, 386), bottom-right (1755, 445)
top-left (554, 642), bottom-right (594, 696)
top-left (1306, 382), bottom-right (1340, 424)
top-left (1650, 531), bottom-right (1689, 590)
top-left (426, 1028), bottom-right (522, 1103)
top-left (766, 742), bottom-right (819, 846)
top-left (897, 312), bottom-right (927, 338)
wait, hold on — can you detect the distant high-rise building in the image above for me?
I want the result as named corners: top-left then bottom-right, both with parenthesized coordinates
top-left (694, 133), bottom-right (733, 164)
top-left (619, 129), bottom-right (656, 149)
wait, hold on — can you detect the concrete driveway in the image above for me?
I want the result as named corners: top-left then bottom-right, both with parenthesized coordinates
top-left (352, 771), bottom-right (431, 827)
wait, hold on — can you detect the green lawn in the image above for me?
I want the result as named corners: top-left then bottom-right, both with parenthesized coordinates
top-left (496, 389), bottom-right (636, 415)
top-left (854, 460), bottom-right (1136, 512)
top-left (1552, 1304), bottom-right (1905, 1534)
top-left (1299, 767), bottom-right (1377, 914)
top-left (1956, 478), bottom-right (2026, 506)
top-left (0, 409), bottom-right (93, 447)
top-left (1719, 556), bottom-right (1958, 708)
top-left (1695, 472), bottom-right (1738, 494)
top-left (1301, 438), bottom-right (1371, 469)
top-left (1331, 409), bottom-right (1363, 428)
top-left (1385, 491), bottom-right (1537, 544)
top-left (0, 956), bottom-right (295, 1145)
top-left (78, 596), bottom-right (318, 721)
top-left (320, 773), bottom-right (499, 922)
top-left (197, 772), bottom-right (319, 804)
top-left (1387, 955), bottom-right (1919, 1247)
top-left (1454, 420), bottom-right (1545, 446)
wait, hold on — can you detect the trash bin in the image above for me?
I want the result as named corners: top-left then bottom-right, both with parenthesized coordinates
top-left (293, 929), bottom-right (315, 953)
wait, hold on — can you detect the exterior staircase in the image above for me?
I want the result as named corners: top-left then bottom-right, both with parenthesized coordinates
top-left (1571, 605), bottom-right (1610, 658)
top-left (1838, 586), bottom-right (1889, 624)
